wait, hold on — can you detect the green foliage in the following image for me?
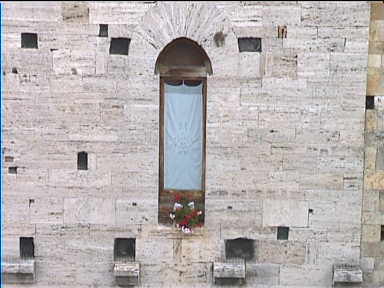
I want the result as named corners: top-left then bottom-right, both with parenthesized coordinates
top-left (170, 194), bottom-right (204, 230)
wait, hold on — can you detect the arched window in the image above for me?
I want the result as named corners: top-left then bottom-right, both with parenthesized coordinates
top-left (156, 38), bottom-right (212, 224)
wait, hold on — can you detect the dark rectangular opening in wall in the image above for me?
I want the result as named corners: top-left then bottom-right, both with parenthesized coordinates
top-left (109, 38), bottom-right (130, 55)
top-left (114, 238), bottom-right (135, 261)
top-left (77, 152), bottom-right (88, 170)
top-left (20, 237), bottom-right (34, 258)
top-left (225, 238), bottom-right (254, 260)
top-left (277, 226), bottom-right (289, 240)
top-left (381, 226), bottom-right (384, 241)
top-left (99, 24), bottom-right (108, 37)
top-left (21, 33), bottom-right (38, 49)
top-left (238, 37), bottom-right (261, 52)
top-left (215, 278), bottom-right (245, 286)
top-left (278, 25), bottom-right (287, 38)
top-left (8, 166), bottom-right (17, 174)
top-left (366, 96), bottom-right (375, 110)
top-left (5, 156), bottom-right (14, 162)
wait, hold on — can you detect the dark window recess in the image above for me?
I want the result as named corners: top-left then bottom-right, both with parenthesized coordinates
top-left (99, 24), bottom-right (108, 37)
top-left (8, 166), bottom-right (17, 174)
top-left (381, 226), bottom-right (384, 241)
top-left (278, 25), bottom-right (287, 39)
top-left (5, 156), bottom-right (14, 162)
top-left (20, 237), bottom-right (34, 258)
top-left (21, 33), bottom-right (38, 49)
top-left (238, 37), bottom-right (262, 52)
top-left (366, 96), bottom-right (375, 110)
top-left (11, 67), bottom-right (18, 74)
top-left (114, 238), bottom-right (135, 261)
top-left (277, 226), bottom-right (289, 240)
top-left (77, 152), bottom-right (88, 170)
top-left (214, 31), bottom-right (226, 47)
top-left (225, 238), bottom-right (255, 260)
top-left (109, 38), bottom-right (130, 55)
top-left (215, 278), bottom-right (245, 286)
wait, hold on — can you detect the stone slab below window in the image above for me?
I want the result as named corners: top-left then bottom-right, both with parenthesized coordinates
top-left (113, 262), bottom-right (140, 286)
top-left (333, 264), bottom-right (363, 284)
top-left (213, 258), bottom-right (246, 285)
top-left (2, 257), bottom-right (36, 284)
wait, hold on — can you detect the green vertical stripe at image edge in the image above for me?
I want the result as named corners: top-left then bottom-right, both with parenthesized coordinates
top-left (1, 2), bottom-right (3, 286)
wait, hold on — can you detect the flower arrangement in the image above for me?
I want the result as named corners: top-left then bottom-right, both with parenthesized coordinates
top-left (169, 193), bottom-right (203, 233)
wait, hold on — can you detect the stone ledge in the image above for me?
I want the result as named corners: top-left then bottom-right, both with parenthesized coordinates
top-left (333, 264), bottom-right (363, 284)
top-left (2, 258), bottom-right (36, 284)
top-left (113, 262), bottom-right (140, 286)
top-left (213, 259), bottom-right (246, 285)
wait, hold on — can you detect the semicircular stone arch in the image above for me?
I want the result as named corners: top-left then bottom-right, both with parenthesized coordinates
top-left (130, 2), bottom-right (238, 77)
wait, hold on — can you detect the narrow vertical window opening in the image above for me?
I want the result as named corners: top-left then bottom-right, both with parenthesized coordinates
top-left (366, 96), bottom-right (375, 110)
top-left (156, 38), bottom-right (212, 225)
top-left (381, 226), bottom-right (384, 241)
top-left (77, 151), bottom-right (88, 170)
top-left (20, 237), bottom-right (34, 259)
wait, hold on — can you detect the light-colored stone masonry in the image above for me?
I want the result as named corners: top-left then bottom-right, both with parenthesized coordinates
top-left (362, 2), bottom-right (384, 287)
top-left (1, 1), bottom-right (376, 287)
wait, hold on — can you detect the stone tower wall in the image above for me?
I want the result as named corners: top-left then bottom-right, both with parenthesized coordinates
top-left (2, 2), bottom-right (372, 287)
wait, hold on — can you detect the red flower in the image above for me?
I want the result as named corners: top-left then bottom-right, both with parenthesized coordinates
top-left (180, 219), bottom-right (188, 226)
top-left (174, 194), bottom-right (182, 202)
top-left (191, 210), bottom-right (198, 217)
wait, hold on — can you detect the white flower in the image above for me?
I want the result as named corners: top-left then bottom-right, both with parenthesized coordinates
top-left (197, 211), bottom-right (202, 215)
top-left (174, 203), bottom-right (183, 211)
top-left (188, 201), bottom-right (195, 209)
top-left (169, 212), bottom-right (175, 220)
top-left (182, 226), bottom-right (192, 234)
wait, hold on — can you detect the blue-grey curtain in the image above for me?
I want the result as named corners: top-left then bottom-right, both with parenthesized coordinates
top-left (164, 82), bottom-right (203, 190)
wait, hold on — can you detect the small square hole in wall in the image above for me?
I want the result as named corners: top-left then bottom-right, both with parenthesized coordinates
top-left (366, 96), bottom-right (375, 110)
top-left (8, 166), bottom-right (17, 174)
top-left (20, 237), bottom-right (34, 258)
top-left (114, 238), bottom-right (135, 261)
top-left (21, 33), bottom-right (38, 49)
top-left (109, 38), bottom-right (130, 55)
top-left (238, 37), bottom-right (262, 52)
top-left (77, 152), bottom-right (88, 170)
top-left (277, 226), bottom-right (289, 240)
top-left (225, 238), bottom-right (255, 260)
top-left (99, 24), bottom-right (108, 37)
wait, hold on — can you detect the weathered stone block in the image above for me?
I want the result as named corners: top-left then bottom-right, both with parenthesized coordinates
top-left (213, 259), bottom-right (246, 286)
top-left (362, 224), bottom-right (381, 243)
top-left (262, 200), bottom-right (309, 228)
top-left (361, 257), bottom-right (375, 273)
top-left (238, 53), bottom-right (262, 79)
top-left (257, 240), bottom-right (306, 265)
top-left (64, 197), bottom-right (115, 224)
top-left (280, 264), bottom-right (332, 287)
top-left (2, 258), bottom-right (36, 284)
top-left (62, 2), bottom-right (89, 23)
top-left (333, 264), bottom-right (363, 284)
top-left (114, 262), bottom-right (140, 286)
top-left (264, 52), bottom-right (297, 79)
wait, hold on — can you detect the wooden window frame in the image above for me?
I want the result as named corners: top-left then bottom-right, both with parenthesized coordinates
top-left (158, 76), bottom-right (207, 224)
